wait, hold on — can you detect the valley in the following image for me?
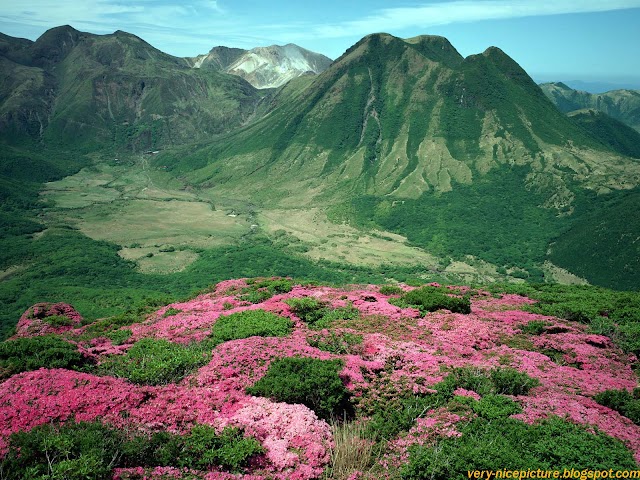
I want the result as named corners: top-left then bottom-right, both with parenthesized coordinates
top-left (1, 27), bottom-right (639, 337)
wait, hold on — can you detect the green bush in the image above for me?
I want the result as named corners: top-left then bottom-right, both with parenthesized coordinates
top-left (285, 297), bottom-right (328, 324)
top-left (520, 320), bottom-right (550, 335)
top-left (594, 388), bottom-right (640, 425)
top-left (307, 331), bottom-right (363, 354)
top-left (103, 329), bottom-right (132, 346)
top-left (391, 286), bottom-right (471, 315)
top-left (42, 314), bottom-right (76, 327)
top-left (162, 307), bottom-right (182, 318)
top-left (96, 338), bottom-right (211, 385)
top-left (494, 284), bottom-right (640, 356)
top-left (0, 421), bottom-right (123, 480)
top-left (210, 309), bottom-right (293, 344)
top-left (366, 394), bottom-right (448, 441)
top-left (489, 367), bottom-right (541, 396)
top-left (471, 394), bottom-right (522, 420)
top-left (0, 335), bottom-right (91, 379)
top-left (285, 297), bottom-right (359, 328)
top-left (0, 421), bottom-right (264, 478)
top-left (178, 425), bottom-right (264, 472)
top-left (365, 367), bottom-right (538, 442)
top-left (401, 417), bottom-right (637, 479)
top-left (240, 278), bottom-right (294, 303)
top-left (246, 357), bottom-right (351, 420)
top-left (379, 285), bottom-right (404, 295)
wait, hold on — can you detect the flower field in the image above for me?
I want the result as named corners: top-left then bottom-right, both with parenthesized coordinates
top-left (0, 278), bottom-right (638, 479)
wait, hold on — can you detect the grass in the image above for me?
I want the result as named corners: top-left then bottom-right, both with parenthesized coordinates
top-left (258, 208), bottom-right (440, 268)
top-left (326, 420), bottom-right (377, 479)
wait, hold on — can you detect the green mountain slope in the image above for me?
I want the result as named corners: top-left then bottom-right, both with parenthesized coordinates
top-left (541, 82), bottom-right (640, 132)
top-left (155, 33), bottom-right (640, 287)
top-left (568, 109), bottom-right (640, 158)
top-left (0, 26), bottom-right (264, 152)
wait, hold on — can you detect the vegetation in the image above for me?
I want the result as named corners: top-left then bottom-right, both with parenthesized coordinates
top-left (364, 367), bottom-right (539, 441)
top-left (0, 421), bottom-right (263, 478)
top-left (0, 335), bottom-right (92, 379)
top-left (307, 331), bottom-right (363, 355)
top-left (285, 297), bottom-right (360, 328)
top-left (343, 165), bottom-right (565, 281)
top-left (246, 357), bottom-right (352, 421)
top-left (569, 109), bottom-right (640, 158)
top-left (379, 285), bottom-right (404, 295)
top-left (210, 309), bottom-right (293, 344)
top-left (489, 283), bottom-right (640, 356)
top-left (401, 416), bottom-right (637, 479)
top-left (594, 389), bottom-right (640, 425)
top-left (239, 278), bottom-right (294, 303)
top-left (548, 187), bottom-right (640, 291)
top-left (96, 338), bottom-right (211, 385)
top-left (390, 285), bottom-right (471, 314)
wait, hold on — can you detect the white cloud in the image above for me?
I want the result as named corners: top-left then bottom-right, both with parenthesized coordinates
top-left (311, 0), bottom-right (640, 38)
top-left (0, 0), bottom-right (225, 33)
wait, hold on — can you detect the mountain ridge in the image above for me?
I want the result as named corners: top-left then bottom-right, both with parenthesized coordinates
top-left (1, 26), bottom-right (639, 301)
top-left (187, 43), bottom-right (333, 89)
top-left (540, 81), bottom-right (640, 132)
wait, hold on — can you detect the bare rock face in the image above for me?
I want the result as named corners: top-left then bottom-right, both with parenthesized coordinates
top-left (190, 43), bottom-right (333, 89)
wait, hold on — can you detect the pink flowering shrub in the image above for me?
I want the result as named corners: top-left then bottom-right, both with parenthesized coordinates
top-left (13, 302), bottom-right (83, 338)
top-left (0, 278), bottom-right (638, 478)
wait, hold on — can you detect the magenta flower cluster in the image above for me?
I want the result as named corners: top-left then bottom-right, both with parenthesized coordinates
top-left (14, 302), bottom-right (83, 337)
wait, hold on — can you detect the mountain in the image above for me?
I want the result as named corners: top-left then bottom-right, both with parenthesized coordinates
top-left (166, 34), bottom-right (634, 204)
top-left (188, 44), bottom-right (333, 89)
top-left (556, 79), bottom-right (640, 94)
top-left (568, 109), bottom-right (640, 158)
top-left (540, 82), bottom-right (640, 132)
top-left (157, 33), bottom-right (640, 288)
top-left (0, 25), bottom-right (263, 152)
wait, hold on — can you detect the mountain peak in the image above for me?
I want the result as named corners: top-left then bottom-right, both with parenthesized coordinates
top-left (31, 25), bottom-right (85, 67)
top-left (215, 43), bottom-right (332, 89)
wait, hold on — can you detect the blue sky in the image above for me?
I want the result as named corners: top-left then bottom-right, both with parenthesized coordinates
top-left (1, 0), bottom-right (639, 87)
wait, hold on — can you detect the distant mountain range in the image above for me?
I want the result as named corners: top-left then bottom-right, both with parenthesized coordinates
top-left (186, 44), bottom-right (332, 89)
top-left (540, 82), bottom-right (640, 132)
top-left (1, 26), bottom-right (639, 291)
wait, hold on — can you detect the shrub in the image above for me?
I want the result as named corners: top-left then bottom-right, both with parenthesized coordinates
top-left (210, 309), bottom-right (293, 344)
top-left (307, 331), bottom-right (363, 355)
top-left (471, 394), bottom-right (522, 420)
top-left (162, 307), bottom-right (182, 318)
top-left (520, 320), bottom-right (550, 335)
top-left (391, 286), bottom-right (471, 315)
top-left (240, 278), bottom-right (294, 303)
top-left (0, 335), bottom-right (91, 379)
top-left (437, 367), bottom-right (539, 397)
top-left (104, 329), bottom-right (132, 346)
top-left (366, 394), bottom-right (447, 441)
top-left (401, 417), bottom-right (637, 479)
top-left (285, 297), bottom-right (359, 328)
top-left (0, 421), bottom-right (122, 480)
top-left (246, 357), bottom-right (351, 420)
top-left (594, 388), bottom-right (640, 425)
top-left (379, 285), bottom-right (404, 295)
top-left (42, 314), bottom-right (76, 327)
top-left (96, 338), bottom-right (211, 385)
top-left (364, 367), bottom-right (538, 441)
top-left (285, 297), bottom-right (328, 325)
top-left (489, 367), bottom-right (540, 395)
top-left (178, 425), bottom-right (264, 472)
top-left (0, 421), bottom-right (264, 478)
